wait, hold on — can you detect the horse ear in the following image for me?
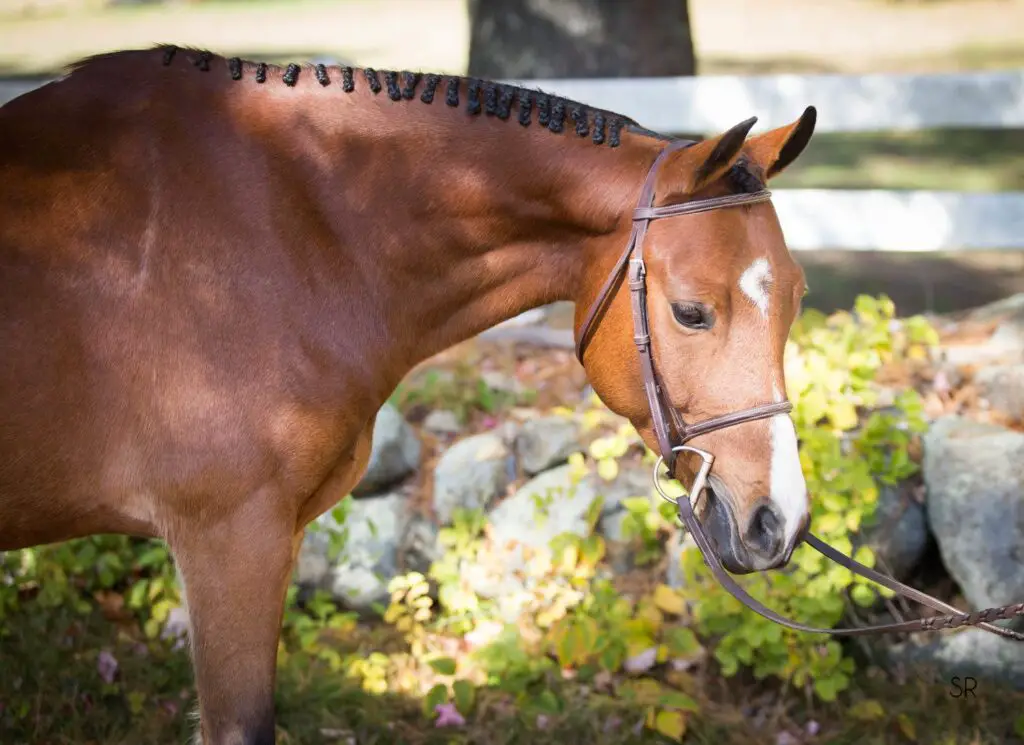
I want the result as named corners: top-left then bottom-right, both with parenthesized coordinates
top-left (744, 105), bottom-right (817, 179)
top-left (662, 116), bottom-right (759, 197)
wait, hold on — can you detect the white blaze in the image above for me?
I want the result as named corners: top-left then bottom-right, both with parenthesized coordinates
top-left (739, 257), bottom-right (772, 317)
top-left (770, 385), bottom-right (807, 544)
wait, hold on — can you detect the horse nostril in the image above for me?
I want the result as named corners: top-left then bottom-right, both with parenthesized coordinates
top-left (748, 504), bottom-right (784, 558)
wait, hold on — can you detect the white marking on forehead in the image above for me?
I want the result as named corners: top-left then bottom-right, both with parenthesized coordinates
top-left (768, 384), bottom-right (808, 547)
top-left (738, 257), bottom-right (772, 317)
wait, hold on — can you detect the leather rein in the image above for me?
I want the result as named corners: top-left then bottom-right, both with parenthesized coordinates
top-left (575, 138), bottom-right (1024, 641)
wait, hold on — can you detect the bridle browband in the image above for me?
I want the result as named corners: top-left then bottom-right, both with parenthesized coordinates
top-left (575, 138), bottom-right (1024, 640)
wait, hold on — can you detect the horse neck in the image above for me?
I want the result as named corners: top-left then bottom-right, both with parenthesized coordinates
top-left (253, 84), bottom-right (660, 392)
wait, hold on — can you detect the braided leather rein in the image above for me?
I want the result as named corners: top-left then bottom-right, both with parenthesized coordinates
top-left (575, 138), bottom-right (1024, 641)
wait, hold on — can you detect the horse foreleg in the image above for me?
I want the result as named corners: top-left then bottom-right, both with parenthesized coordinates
top-left (170, 492), bottom-right (301, 745)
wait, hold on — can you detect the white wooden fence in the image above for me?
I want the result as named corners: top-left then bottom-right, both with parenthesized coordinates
top-left (4, 69), bottom-right (1023, 251)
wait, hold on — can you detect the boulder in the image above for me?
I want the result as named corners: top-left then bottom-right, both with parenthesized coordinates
top-left (352, 404), bottom-right (421, 496)
top-left (422, 409), bottom-right (462, 437)
top-left (432, 432), bottom-right (512, 525)
top-left (488, 464), bottom-right (599, 550)
top-left (923, 416), bottom-right (1024, 614)
top-left (297, 493), bottom-right (409, 612)
top-left (855, 481), bottom-right (931, 581)
top-left (514, 415), bottom-right (582, 475)
top-left (884, 628), bottom-right (1024, 691)
top-left (974, 363), bottom-right (1024, 422)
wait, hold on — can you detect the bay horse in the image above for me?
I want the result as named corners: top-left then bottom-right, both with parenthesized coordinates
top-left (4, 46), bottom-right (1021, 745)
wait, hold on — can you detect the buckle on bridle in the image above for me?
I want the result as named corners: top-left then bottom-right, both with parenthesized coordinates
top-left (653, 444), bottom-right (715, 519)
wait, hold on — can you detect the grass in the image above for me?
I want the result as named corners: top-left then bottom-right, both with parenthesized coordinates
top-left (3, 598), bottom-right (1024, 745)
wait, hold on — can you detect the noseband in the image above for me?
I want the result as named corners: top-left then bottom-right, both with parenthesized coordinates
top-left (576, 138), bottom-right (1024, 640)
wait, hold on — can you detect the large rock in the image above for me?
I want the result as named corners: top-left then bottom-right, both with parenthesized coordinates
top-left (514, 415), bottom-right (582, 475)
top-left (974, 363), bottom-right (1024, 422)
top-left (352, 404), bottom-right (421, 496)
top-left (855, 481), bottom-right (931, 581)
top-left (923, 416), bottom-right (1024, 614)
top-left (400, 513), bottom-right (442, 574)
top-left (884, 628), bottom-right (1024, 691)
top-left (432, 432), bottom-right (512, 524)
top-left (422, 409), bottom-right (462, 437)
top-left (297, 493), bottom-right (409, 612)
top-left (488, 464), bottom-right (599, 550)
top-left (665, 531), bottom-right (700, 589)
top-left (939, 293), bottom-right (1024, 366)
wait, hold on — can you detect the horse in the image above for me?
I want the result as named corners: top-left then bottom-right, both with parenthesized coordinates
top-left (5, 45), bottom-right (1020, 745)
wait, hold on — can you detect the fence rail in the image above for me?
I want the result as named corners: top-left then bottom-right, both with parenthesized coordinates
top-left (3, 69), bottom-right (1023, 250)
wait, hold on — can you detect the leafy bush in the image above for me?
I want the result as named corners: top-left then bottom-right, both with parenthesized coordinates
top-left (674, 294), bottom-right (935, 700)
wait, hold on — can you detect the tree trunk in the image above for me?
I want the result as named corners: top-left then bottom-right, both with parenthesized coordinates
top-left (467, 0), bottom-right (696, 79)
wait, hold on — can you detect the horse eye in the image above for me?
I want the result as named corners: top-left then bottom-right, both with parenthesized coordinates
top-left (671, 302), bottom-right (713, 330)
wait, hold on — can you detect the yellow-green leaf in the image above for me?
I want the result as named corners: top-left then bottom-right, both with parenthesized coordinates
top-left (654, 710), bottom-right (687, 741)
top-left (896, 713), bottom-right (917, 741)
top-left (828, 400), bottom-right (859, 430)
top-left (652, 584), bottom-right (685, 616)
top-left (656, 690), bottom-right (699, 712)
top-left (597, 458), bottom-right (619, 481)
top-left (428, 657), bottom-right (457, 676)
top-left (849, 698), bottom-right (885, 721)
top-left (423, 683), bottom-right (448, 718)
top-left (452, 679), bottom-right (475, 715)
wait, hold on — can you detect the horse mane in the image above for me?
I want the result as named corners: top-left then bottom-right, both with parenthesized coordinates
top-left (63, 44), bottom-right (765, 190)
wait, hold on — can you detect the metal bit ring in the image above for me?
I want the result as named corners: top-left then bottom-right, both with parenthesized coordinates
top-left (652, 444), bottom-right (715, 517)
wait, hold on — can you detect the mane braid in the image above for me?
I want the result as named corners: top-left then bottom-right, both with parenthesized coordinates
top-left (421, 74), bottom-right (440, 103)
top-left (592, 113), bottom-right (606, 145)
top-left (484, 82), bottom-right (498, 116)
top-left (194, 51), bottom-right (212, 72)
top-left (401, 72), bottom-right (419, 99)
top-left (517, 91), bottom-right (533, 126)
top-left (146, 49), bottom-right (639, 149)
top-left (570, 106), bottom-right (589, 137)
top-left (364, 68), bottom-right (382, 94)
top-left (445, 78), bottom-right (459, 106)
top-left (382, 71), bottom-right (400, 101)
top-left (608, 118), bottom-right (623, 147)
top-left (548, 99), bottom-right (565, 133)
top-left (537, 94), bottom-right (550, 126)
top-left (466, 79), bottom-right (482, 115)
top-left (496, 86), bottom-right (514, 120)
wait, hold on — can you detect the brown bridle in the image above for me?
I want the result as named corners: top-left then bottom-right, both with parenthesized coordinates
top-left (576, 138), bottom-right (1024, 641)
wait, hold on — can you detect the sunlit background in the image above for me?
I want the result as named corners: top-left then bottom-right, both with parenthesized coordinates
top-left (1, 2), bottom-right (1023, 744)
